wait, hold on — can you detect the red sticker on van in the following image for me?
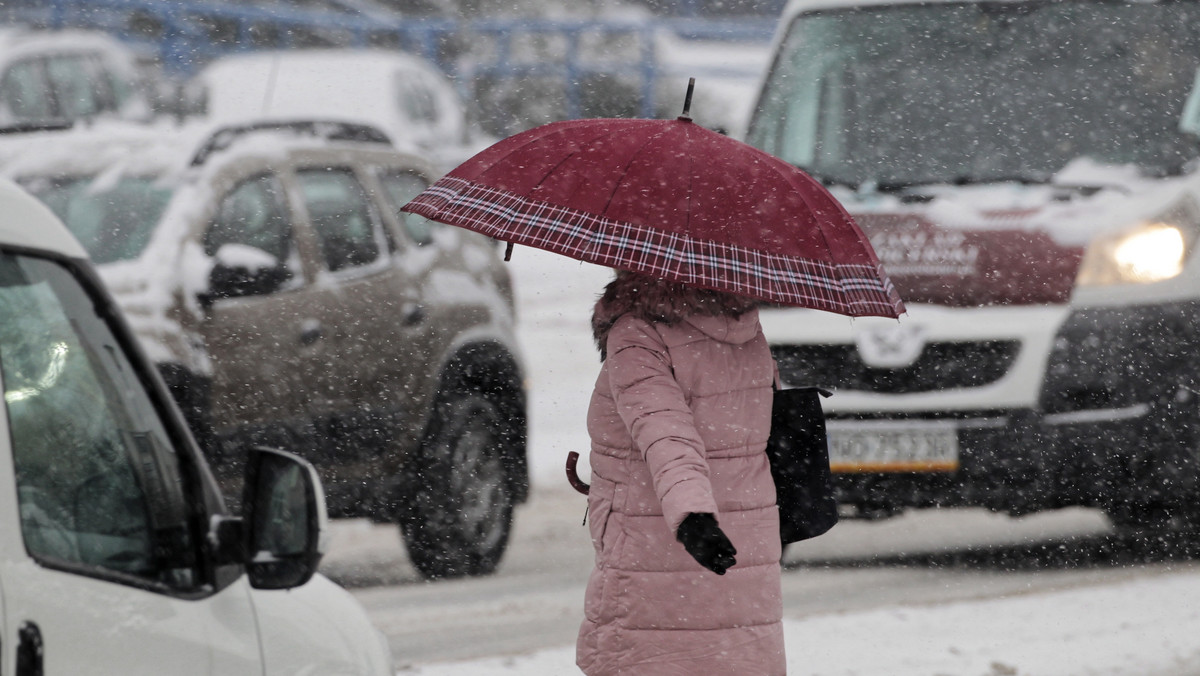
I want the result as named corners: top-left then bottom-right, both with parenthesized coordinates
top-left (857, 214), bottom-right (1084, 307)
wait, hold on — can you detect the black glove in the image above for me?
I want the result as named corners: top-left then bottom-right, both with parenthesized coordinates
top-left (676, 512), bottom-right (737, 575)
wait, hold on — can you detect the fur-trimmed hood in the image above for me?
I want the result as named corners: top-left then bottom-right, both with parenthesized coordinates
top-left (592, 272), bottom-right (757, 358)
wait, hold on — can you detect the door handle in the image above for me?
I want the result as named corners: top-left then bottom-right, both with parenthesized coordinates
top-left (299, 319), bottom-right (323, 346)
top-left (401, 302), bottom-right (425, 327)
top-left (17, 621), bottom-right (43, 676)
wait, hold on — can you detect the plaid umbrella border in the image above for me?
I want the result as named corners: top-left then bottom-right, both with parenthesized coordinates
top-left (404, 176), bottom-right (905, 318)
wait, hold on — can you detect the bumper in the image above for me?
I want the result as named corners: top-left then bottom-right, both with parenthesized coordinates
top-left (830, 300), bottom-right (1200, 514)
top-left (830, 404), bottom-right (1198, 514)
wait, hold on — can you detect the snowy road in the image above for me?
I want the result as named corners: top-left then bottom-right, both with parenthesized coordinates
top-left (320, 248), bottom-right (1200, 675)
top-left (323, 490), bottom-right (1200, 674)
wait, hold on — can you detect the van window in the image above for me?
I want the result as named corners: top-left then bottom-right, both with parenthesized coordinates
top-left (397, 76), bottom-right (438, 125)
top-left (297, 168), bottom-right (381, 271)
top-left (0, 253), bottom-right (198, 589)
top-left (206, 173), bottom-right (293, 262)
top-left (749, 2), bottom-right (1200, 187)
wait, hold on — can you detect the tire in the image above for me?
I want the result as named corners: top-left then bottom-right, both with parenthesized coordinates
top-left (401, 389), bottom-right (514, 580)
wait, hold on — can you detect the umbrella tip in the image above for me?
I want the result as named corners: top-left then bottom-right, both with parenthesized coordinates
top-left (678, 77), bottom-right (695, 122)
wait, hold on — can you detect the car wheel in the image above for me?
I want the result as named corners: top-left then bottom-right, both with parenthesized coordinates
top-left (401, 389), bottom-right (514, 580)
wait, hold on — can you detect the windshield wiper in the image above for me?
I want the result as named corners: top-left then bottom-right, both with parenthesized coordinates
top-left (792, 167), bottom-right (866, 191)
top-left (795, 167), bottom-right (1056, 193)
top-left (874, 172), bottom-right (1055, 193)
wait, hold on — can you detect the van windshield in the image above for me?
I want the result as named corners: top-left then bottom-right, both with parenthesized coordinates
top-left (748, 1), bottom-right (1200, 188)
top-left (22, 175), bottom-right (172, 265)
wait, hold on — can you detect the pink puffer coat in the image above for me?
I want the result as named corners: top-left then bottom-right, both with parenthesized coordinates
top-left (576, 302), bottom-right (785, 675)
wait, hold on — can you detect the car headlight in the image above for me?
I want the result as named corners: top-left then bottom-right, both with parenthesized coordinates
top-left (1076, 221), bottom-right (1190, 286)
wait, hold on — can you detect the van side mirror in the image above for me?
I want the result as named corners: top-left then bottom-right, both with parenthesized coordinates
top-left (241, 447), bottom-right (328, 590)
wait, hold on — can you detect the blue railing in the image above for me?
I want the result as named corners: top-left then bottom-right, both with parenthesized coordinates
top-left (0, 0), bottom-right (777, 120)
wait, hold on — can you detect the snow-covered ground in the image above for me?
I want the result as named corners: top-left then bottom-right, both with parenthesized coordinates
top-left (402, 570), bottom-right (1200, 675)
top-left (423, 247), bottom-right (1200, 676)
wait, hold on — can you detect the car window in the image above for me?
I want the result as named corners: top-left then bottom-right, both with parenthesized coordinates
top-left (78, 54), bottom-right (120, 114)
top-left (46, 54), bottom-right (101, 119)
top-left (24, 175), bottom-right (172, 265)
top-left (0, 253), bottom-right (198, 589)
top-left (205, 173), bottom-right (293, 262)
top-left (0, 58), bottom-right (53, 120)
top-left (377, 170), bottom-right (438, 246)
top-left (296, 168), bottom-right (381, 272)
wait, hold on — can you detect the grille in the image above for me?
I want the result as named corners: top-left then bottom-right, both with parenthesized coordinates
top-left (772, 341), bottom-right (1020, 394)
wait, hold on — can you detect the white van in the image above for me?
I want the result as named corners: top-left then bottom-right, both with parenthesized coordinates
top-left (191, 49), bottom-right (488, 173)
top-left (0, 178), bottom-right (392, 673)
top-left (748, 0), bottom-right (1200, 528)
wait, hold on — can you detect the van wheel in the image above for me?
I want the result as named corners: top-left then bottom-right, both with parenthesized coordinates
top-left (401, 390), bottom-right (514, 580)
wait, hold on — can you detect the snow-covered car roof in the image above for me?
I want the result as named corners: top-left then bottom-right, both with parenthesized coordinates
top-left (195, 48), bottom-right (453, 113)
top-left (782, 0), bottom-right (980, 14)
top-left (0, 117), bottom-right (424, 275)
top-left (0, 177), bottom-right (86, 258)
top-left (0, 120), bottom-right (208, 182)
top-left (0, 117), bottom-right (405, 183)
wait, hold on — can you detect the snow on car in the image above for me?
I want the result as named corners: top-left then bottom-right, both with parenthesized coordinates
top-left (0, 119), bottom-right (528, 580)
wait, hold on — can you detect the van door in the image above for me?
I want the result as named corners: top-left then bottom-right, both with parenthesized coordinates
top-left (0, 252), bottom-right (261, 675)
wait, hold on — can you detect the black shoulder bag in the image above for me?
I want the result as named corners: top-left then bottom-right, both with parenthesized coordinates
top-left (767, 386), bottom-right (838, 544)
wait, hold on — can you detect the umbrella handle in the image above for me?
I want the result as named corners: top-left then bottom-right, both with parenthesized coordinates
top-left (566, 451), bottom-right (590, 495)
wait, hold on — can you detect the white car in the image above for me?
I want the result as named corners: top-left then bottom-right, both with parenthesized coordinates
top-left (749, 0), bottom-right (1200, 529)
top-left (0, 27), bottom-right (151, 126)
top-left (191, 48), bottom-right (489, 172)
top-left (0, 178), bottom-right (392, 674)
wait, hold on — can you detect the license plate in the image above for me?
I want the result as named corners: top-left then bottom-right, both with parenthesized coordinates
top-left (826, 420), bottom-right (959, 472)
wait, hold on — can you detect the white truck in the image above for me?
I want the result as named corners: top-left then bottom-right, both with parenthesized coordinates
top-left (0, 177), bottom-right (392, 674)
top-left (749, 0), bottom-right (1200, 529)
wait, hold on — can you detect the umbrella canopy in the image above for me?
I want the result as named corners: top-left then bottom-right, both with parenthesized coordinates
top-left (403, 116), bottom-right (904, 318)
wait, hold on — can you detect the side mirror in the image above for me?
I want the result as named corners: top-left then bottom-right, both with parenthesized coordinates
top-left (200, 244), bottom-right (290, 307)
top-left (241, 447), bottom-right (328, 590)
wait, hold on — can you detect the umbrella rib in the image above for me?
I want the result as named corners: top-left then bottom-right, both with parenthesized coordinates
top-left (598, 124), bottom-right (673, 217)
top-left (757, 154), bottom-right (850, 282)
top-left (531, 125), bottom-right (633, 195)
top-left (684, 135), bottom-right (694, 247)
top-left (464, 121), bottom-right (575, 178)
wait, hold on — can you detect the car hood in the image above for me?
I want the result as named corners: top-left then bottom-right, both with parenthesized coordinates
top-left (249, 574), bottom-right (392, 675)
top-left (837, 160), bottom-right (1200, 307)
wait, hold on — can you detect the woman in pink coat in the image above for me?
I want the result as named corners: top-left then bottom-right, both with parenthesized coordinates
top-left (576, 270), bottom-right (785, 675)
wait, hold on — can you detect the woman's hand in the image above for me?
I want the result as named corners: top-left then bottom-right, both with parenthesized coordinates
top-left (676, 512), bottom-right (737, 575)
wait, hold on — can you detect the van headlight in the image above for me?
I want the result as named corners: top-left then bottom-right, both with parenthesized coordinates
top-left (1076, 221), bottom-right (1190, 286)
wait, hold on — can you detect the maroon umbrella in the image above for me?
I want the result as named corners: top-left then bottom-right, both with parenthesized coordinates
top-left (403, 95), bottom-right (904, 318)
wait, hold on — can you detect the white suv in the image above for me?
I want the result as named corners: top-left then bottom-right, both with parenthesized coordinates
top-left (0, 178), bottom-right (391, 674)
